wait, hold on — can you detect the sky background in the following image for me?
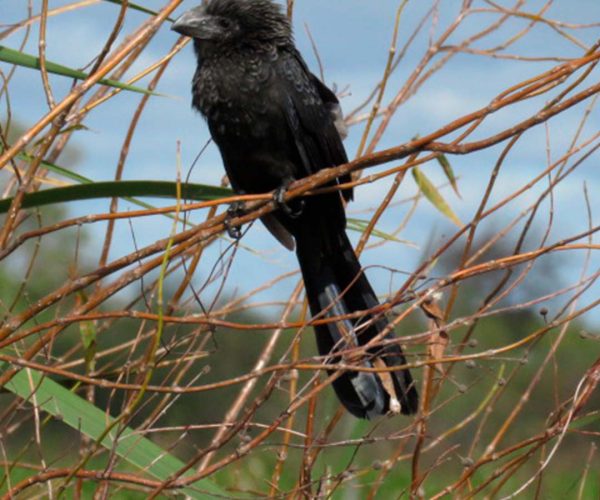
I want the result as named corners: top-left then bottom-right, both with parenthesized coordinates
top-left (1, 0), bottom-right (599, 327)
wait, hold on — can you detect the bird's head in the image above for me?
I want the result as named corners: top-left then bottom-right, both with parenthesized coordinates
top-left (171, 0), bottom-right (292, 50)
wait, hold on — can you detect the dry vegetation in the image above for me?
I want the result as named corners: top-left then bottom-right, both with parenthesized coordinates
top-left (1, 0), bottom-right (599, 498)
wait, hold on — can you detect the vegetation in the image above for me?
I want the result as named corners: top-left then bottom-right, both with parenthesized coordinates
top-left (1, 1), bottom-right (598, 498)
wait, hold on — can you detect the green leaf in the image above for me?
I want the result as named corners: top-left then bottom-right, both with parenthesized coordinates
top-left (0, 362), bottom-right (225, 497)
top-left (80, 320), bottom-right (97, 372)
top-left (1, 142), bottom-right (93, 184)
top-left (33, 156), bottom-right (93, 184)
top-left (103, 0), bottom-right (175, 21)
top-left (77, 296), bottom-right (96, 347)
top-left (412, 167), bottom-right (462, 227)
top-left (436, 154), bottom-right (461, 199)
top-left (2, 145), bottom-right (219, 222)
top-left (0, 180), bottom-right (233, 213)
top-left (347, 218), bottom-right (417, 247)
top-left (76, 291), bottom-right (97, 372)
top-left (568, 411), bottom-right (600, 429)
top-left (0, 45), bottom-right (159, 96)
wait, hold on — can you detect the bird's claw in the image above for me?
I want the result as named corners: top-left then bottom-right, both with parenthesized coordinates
top-left (225, 201), bottom-right (245, 239)
top-left (274, 185), bottom-right (304, 218)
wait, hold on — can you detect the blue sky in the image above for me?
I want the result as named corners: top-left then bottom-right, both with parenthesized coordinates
top-left (1, 0), bottom-right (599, 327)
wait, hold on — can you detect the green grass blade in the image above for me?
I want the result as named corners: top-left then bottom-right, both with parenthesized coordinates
top-left (0, 180), bottom-right (233, 213)
top-left (412, 166), bottom-right (462, 228)
top-left (0, 362), bottom-right (225, 497)
top-left (20, 154), bottom-right (93, 185)
top-left (3, 145), bottom-right (225, 220)
top-left (347, 218), bottom-right (417, 247)
top-left (436, 154), bottom-right (461, 199)
top-left (0, 45), bottom-right (158, 96)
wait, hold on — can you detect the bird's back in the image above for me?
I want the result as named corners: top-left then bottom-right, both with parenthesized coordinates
top-left (192, 44), bottom-right (341, 204)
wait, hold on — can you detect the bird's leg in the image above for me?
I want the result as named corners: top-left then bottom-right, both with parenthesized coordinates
top-left (224, 201), bottom-right (245, 239)
top-left (274, 179), bottom-right (304, 218)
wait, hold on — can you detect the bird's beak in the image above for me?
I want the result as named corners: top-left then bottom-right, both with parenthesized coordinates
top-left (171, 8), bottom-right (218, 39)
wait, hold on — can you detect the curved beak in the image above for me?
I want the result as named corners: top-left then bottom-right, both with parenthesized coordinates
top-left (171, 8), bottom-right (218, 39)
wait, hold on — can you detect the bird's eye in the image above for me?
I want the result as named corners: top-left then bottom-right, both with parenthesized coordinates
top-left (218, 18), bottom-right (232, 29)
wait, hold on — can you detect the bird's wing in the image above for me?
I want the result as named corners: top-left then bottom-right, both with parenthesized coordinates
top-left (310, 73), bottom-right (349, 140)
top-left (277, 49), bottom-right (352, 200)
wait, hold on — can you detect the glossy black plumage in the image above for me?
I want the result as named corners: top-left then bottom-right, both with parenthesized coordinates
top-left (172, 0), bottom-right (418, 418)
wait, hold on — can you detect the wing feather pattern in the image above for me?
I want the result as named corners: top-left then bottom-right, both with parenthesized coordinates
top-left (277, 49), bottom-right (352, 201)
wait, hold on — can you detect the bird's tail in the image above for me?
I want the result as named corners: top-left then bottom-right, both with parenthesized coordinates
top-left (294, 216), bottom-right (419, 418)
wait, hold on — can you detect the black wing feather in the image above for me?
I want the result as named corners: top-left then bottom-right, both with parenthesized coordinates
top-left (277, 49), bottom-right (352, 200)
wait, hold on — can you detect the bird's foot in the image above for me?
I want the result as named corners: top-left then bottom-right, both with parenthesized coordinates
top-left (225, 201), bottom-right (245, 239)
top-left (274, 185), bottom-right (304, 218)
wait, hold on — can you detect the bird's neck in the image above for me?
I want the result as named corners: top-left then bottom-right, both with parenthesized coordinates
top-left (193, 38), bottom-right (285, 61)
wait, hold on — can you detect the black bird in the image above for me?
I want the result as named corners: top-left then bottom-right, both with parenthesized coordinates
top-left (172, 0), bottom-right (418, 418)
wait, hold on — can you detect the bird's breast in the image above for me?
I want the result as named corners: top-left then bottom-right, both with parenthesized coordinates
top-left (192, 56), bottom-right (277, 139)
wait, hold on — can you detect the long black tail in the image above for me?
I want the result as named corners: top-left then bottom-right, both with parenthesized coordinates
top-left (294, 212), bottom-right (419, 418)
